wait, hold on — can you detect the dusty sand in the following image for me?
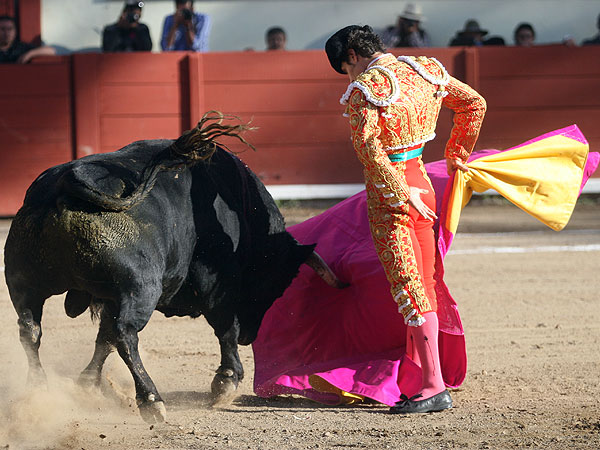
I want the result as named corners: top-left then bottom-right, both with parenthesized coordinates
top-left (0, 198), bottom-right (599, 449)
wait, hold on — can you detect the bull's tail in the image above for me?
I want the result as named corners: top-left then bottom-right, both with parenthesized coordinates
top-left (58, 111), bottom-right (255, 212)
top-left (170, 110), bottom-right (256, 159)
top-left (58, 160), bottom-right (168, 212)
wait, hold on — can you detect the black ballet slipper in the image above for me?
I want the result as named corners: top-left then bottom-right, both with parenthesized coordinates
top-left (389, 390), bottom-right (452, 414)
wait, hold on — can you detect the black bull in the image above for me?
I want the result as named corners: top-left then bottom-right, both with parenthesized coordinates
top-left (4, 118), bottom-right (345, 423)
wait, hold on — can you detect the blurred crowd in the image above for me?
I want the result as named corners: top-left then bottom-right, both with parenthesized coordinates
top-left (379, 3), bottom-right (598, 48)
top-left (2, 0), bottom-right (599, 64)
top-left (99, 0), bottom-right (288, 54)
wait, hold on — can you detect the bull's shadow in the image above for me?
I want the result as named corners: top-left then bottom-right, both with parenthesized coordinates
top-left (162, 391), bottom-right (385, 413)
top-left (161, 391), bottom-right (214, 411)
top-left (161, 391), bottom-right (329, 411)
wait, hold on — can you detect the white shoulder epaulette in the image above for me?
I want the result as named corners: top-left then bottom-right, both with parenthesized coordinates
top-left (339, 65), bottom-right (401, 107)
top-left (397, 56), bottom-right (450, 86)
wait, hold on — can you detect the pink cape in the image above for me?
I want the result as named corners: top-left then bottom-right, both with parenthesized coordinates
top-left (252, 126), bottom-right (599, 406)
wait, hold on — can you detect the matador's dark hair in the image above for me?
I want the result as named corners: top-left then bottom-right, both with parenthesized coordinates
top-left (325, 25), bottom-right (385, 74)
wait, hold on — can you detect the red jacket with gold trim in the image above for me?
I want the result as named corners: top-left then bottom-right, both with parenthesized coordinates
top-left (341, 53), bottom-right (486, 205)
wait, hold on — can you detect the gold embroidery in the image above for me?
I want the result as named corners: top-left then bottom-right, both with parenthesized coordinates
top-left (367, 202), bottom-right (432, 319)
top-left (443, 77), bottom-right (487, 162)
top-left (348, 89), bottom-right (411, 204)
top-left (346, 54), bottom-right (485, 157)
top-left (354, 67), bottom-right (397, 105)
top-left (344, 53), bottom-right (485, 323)
top-left (417, 158), bottom-right (435, 193)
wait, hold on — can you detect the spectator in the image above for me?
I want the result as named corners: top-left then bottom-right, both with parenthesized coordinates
top-left (514, 23), bottom-right (535, 46)
top-left (265, 26), bottom-right (287, 51)
top-left (483, 36), bottom-right (506, 46)
top-left (102, 0), bottom-right (152, 52)
top-left (582, 13), bottom-right (600, 45)
top-left (380, 3), bottom-right (430, 48)
top-left (0, 15), bottom-right (55, 63)
top-left (449, 19), bottom-right (488, 46)
top-left (562, 35), bottom-right (576, 47)
top-left (449, 19), bottom-right (504, 46)
top-left (161, 0), bottom-right (210, 52)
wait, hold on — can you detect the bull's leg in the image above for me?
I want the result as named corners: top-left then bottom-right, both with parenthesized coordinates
top-left (114, 292), bottom-right (166, 424)
top-left (18, 304), bottom-right (47, 385)
top-left (206, 314), bottom-right (244, 405)
top-left (79, 305), bottom-right (117, 388)
top-left (8, 289), bottom-right (48, 386)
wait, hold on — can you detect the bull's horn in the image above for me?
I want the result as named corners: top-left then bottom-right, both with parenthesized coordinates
top-left (305, 252), bottom-right (349, 289)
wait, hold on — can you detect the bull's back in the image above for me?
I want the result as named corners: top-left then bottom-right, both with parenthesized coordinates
top-left (6, 196), bottom-right (164, 298)
top-left (5, 139), bottom-right (195, 299)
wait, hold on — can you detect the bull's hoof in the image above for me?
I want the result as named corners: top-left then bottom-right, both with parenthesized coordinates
top-left (210, 369), bottom-right (238, 406)
top-left (137, 395), bottom-right (166, 424)
top-left (77, 370), bottom-right (102, 389)
top-left (27, 367), bottom-right (47, 387)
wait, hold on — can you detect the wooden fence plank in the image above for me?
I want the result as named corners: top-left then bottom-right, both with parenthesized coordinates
top-left (100, 85), bottom-right (182, 115)
top-left (0, 58), bottom-right (72, 216)
top-left (479, 46), bottom-right (600, 78)
top-left (99, 116), bottom-right (186, 151)
top-left (73, 53), bottom-right (100, 158)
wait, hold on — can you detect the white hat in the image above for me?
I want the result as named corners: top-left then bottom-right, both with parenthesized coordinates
top-left (400, 3), bottom-right (426, 22)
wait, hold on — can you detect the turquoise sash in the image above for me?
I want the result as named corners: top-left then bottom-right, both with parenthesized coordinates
top-left (388, 146), bottom-right (424, 162)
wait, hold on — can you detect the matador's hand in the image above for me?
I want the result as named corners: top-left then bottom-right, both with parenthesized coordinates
top-left (446, 158), bottom-right (469, 176)
top-left (408, 186), bottom-right (437, 221)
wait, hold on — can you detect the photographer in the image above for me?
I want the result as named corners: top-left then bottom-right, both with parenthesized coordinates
top-left (102, 0), bottom-right (152, 52)
top-left (160, 0), bottom-right (211, 52)
top-left (380, 3), bottom-right (430, 48)
top-left (1, 15), bottom-right (56, 63)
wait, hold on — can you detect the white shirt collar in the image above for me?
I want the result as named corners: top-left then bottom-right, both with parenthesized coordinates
top-left (367, 53), bottom-right (393, 69)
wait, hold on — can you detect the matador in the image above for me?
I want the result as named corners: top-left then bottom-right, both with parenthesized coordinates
top-left (326, 25), bottom-right (486, 414)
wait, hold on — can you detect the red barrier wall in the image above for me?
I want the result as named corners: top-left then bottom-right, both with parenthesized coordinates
top-left (72, 52), bottom-right (191, 157)
top-left (0, 57), bottom-right (73, 215)
top-left (475, 46), bottom-right (600, 151)
top-left (0, 46), bottom-right (598, 216)
top-left (193, 50), bottom-right (360, 184)
top-left (191, 47), bottom-right (470, 185)
top-left (0, 0), bottom-right (14, 16)
top-left (17, 0), bottom-right (41, 45)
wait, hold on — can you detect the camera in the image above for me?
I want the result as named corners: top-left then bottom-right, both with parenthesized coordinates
top-left (181, 8), bottom-right (193, 21)
top-left (126, 12), bottom-right (140, 23)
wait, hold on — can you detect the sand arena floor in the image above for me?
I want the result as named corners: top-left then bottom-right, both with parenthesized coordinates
top-left (0, 197), bottom-right (599, 449)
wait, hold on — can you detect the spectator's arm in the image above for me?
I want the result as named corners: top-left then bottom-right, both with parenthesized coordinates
top-left (102, 26), bottom-right (117, 52)
top-left (192, 13), bottom-right (211, 52)
top-left (407, 30), bottom-right (431, 48)
top-left (161, 15), bottom-right (175, 51)
top-left (379, 27), bottom-right (396, 48)
top-left (136, 24), bottom-right (153, 51)
top-left (184, 22), bottom-right (195, 48)
top-left (18, 45), bottom-right (56, 63)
